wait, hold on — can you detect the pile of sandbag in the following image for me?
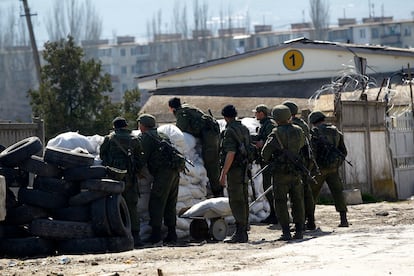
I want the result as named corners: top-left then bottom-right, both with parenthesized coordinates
top-left (44, 120), bottom-right (271, 239)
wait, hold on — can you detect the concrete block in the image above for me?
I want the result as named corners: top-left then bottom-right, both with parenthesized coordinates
top-left (344, 188), bottom-right (363, 205)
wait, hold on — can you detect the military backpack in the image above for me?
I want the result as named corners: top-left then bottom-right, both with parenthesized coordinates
top-left (182, 105), bottom-right (220, 136)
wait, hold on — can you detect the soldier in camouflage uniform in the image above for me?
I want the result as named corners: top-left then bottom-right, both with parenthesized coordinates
top-left (283, 101), bottom-right (316, 230)
top-left (100, 117), bottom-right (144, 247)
top-left (308, 111), bottom-right (349, 228)
top-left (137, 114), bottom-right (180, 244)
top-left (262, 105), bottom-right (305, 240)
top-left (168, 97), bottom-right (222, 197)
top-left (219, 105), bottom-right (251, 243)
top-left (252, 104), bottom-right (278, 224)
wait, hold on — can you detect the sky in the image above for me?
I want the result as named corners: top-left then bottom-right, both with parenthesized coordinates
top-left (1, 0), bottom-right (413, 45)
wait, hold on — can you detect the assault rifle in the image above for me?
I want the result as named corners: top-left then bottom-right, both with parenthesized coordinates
top-left (146, 131), bottom-right (195, 169)
top-left (313, 132), bottom-right (353, 167)
top-left (273, 132), bottom-right (318, 185)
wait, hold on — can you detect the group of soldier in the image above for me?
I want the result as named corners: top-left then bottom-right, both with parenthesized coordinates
top-left (99, 96), bottom-right (349, 247)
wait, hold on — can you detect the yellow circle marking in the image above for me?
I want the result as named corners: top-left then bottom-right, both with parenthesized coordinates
top-left (283, 49), bottom-right (304, 71)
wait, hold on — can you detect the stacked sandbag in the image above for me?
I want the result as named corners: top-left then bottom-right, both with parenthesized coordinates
top-left (133, 125), bottom-right (210, 240)
top-left (0, 136), bottom-right (134, 258)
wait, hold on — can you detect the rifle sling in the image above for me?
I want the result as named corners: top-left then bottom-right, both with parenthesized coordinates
top-left (112, 136), bottom-right (130, 158)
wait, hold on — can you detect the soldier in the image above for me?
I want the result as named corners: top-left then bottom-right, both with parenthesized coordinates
top-left (262, 105), bottom-right (305, 240)
top-left (282, 100), bottom-right (316, 230)
top-left (308, 110), bottom-right (349, 227)
top-left (137, 113), bottom-right (180, 244)
top-left (168, 97), bottom-right (222, 197)
top-left (219, 104), bottom-right (251, 243)
top-left (252, 104), bottom-right (278, 224)
top-left (100, 117), bottom-right (144, 247)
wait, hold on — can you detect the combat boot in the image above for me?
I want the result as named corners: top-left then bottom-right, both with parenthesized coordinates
top-left (338, 211), bottom-right (349, 227)
top-left (278, 225), bottom-right (292, 241)
top-left (306, 215), bottom-right (316, 230)
top-left (132, 231), bottom-right (143, 248)
top-left (224, 223), bottom-right (248, 243)
top-left (150, 226), bottom-right (162, 244)
top-left (163, 226), bottom-right (178, 244)
top-left (239, 224), bottom-right (248, 243)
top-left (293, 223), bottom-right (303, 240)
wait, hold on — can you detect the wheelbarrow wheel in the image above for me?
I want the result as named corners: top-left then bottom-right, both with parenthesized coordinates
top-left (209, 218), bottom-right (228, 241)
top-left (189, 219), bottom-right (209, 241)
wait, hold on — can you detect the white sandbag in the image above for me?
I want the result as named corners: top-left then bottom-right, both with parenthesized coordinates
top-left (250, 201), bottom-right (264, 214)
top-left (182, 132), bottom-right (196, 156)
top-left (241, 117), bottom-right (260, 135)
top-left (177, 228), bottom-right (188, 239)
top-left (188, 185), bottom-right (206, 199)
top-left (182, 197), bottom-right (232, 218)
top-left (86, 134), bottom-right (105, 155)
top-left (177, 185), bottom-right (193, 202)
top-left (176, 217), bottom-right (190, 230)
top-left (47, 131), bottom-right (96, 154)
top-left (185, 162), bottom-right (208, 181)
top-left (249, 213), bottom-right (261, 223)
top-left (217, 119), bottom-right (226, 132)
top-left (157, 124), bottom-right (186, 154)
top-left (256, 209), bottom-right (269, 220)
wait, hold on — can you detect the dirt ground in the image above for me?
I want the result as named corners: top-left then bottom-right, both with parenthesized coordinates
top-left (1, 199), bottom-right (414, 276)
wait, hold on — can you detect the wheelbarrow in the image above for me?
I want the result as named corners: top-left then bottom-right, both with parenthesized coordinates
top-left (180, 200), bottom-right (232, 241)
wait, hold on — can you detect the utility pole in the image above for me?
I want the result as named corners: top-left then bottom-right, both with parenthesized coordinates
top-left (21, 0), bottom-right (41, 86)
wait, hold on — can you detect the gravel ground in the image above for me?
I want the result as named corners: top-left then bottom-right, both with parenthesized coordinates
top-left (1, 199), bottom-right (413, 276)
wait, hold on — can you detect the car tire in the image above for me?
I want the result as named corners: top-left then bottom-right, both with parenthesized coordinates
top-left (0, 137), bottom-right (43, 167)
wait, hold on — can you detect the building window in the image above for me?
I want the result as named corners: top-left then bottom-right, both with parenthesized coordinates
top-left (121, 66), bottom-right (127, 75)
top-left (130, 47), bottom-right (137, 56)
top-left (359, 29), bottom-right (366, 39)
top-left (102, 64), bottom-right (111, 74)
top-left (120, 48), bottom-right (126, 56)
top-left (122, 83), bottom-right (128, 92)
top-left (404, 27), bottom-right (412, 37)
top-left (371, 28), bottom-right (379, 39)
top-left (131, 65), bottom-right (137, 74)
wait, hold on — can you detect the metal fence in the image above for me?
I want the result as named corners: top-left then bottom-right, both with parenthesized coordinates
top-left (386, 111), bottom-right (414, 199)
top-left (0, 118), bottom-right (44, 148)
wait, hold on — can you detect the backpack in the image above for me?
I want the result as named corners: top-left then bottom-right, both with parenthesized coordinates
top-left (147, 132), bottom-right (187, 172)
top-left (228, 124), bottom-right (256, 165)
top-left (158, 139), bottom-right (186, 172)
top-left (201, 114), bottom-right (220, 135)
top-left (182, 106), bottom-right (220, 136)
top-left (311, 126), bottom-right (344, 169)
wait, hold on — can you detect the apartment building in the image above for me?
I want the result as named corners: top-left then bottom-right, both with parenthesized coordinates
top-left (1, 17), bottom-right (413, 122)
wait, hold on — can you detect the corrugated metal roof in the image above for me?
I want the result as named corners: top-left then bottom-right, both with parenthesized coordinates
top-left (135, 37), bottom-right (414, 83)
top-left (139, 95), bottom-right (311, 123)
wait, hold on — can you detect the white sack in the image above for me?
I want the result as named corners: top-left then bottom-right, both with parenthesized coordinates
top-left (47, 131), bottom-right (96, 154)
top-left (182, 197), bottom-right (232, 218)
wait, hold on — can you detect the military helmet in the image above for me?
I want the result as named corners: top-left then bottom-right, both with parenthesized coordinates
top-left (252, 104), bottom-right (270, 116)
top-left (308, 110), bottom-right (326, 124)
top-left (137, 113), bottom-right (156, 128)
top-left (221, 104), bottom-right (237, 118)
top-left (282, 100), bottom-right (298, 115)
top-left (112, 117), bottom-right (128, 129)
top-left (272, 105), bottom-right (291, 122)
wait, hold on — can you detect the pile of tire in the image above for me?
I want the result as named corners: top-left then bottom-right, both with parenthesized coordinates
top-left (0, 136), bottom-right (134, 258)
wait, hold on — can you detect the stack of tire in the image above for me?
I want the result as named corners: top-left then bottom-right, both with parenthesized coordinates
top-left (0, 136), bottom-right (133, 258)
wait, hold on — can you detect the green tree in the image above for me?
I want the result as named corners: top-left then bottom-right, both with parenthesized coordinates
top-left (121, 88), bottom-right (141, 125)
top-left (28, 36), bottom-right (118, 139)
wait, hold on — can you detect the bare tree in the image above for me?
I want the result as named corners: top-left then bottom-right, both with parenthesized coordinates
top-left (309, 0), bottom-right (330, 40)
top-left (45, 0), bottom-right (102, 43)
top-left (0, 4), bottom-right (36, 121)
